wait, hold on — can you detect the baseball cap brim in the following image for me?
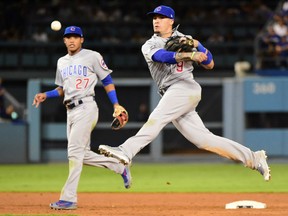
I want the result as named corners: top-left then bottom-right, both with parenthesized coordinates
top-left (147, 11), bottom-right (170, 18)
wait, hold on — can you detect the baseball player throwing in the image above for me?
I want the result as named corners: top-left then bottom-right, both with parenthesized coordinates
top-left (32, 26), bottom-right (131, 210)
top-left (99, 5), bottom-right (271, 182)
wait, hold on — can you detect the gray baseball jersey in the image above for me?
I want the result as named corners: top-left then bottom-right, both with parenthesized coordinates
top-left (56, 48), bottom-right (111, 102)
top-left (119, 30), bottom-right (259, 171)
top-left (56, 48), bottom-right (124, 202)
top-left (142, 31), bottom-right (194, 90)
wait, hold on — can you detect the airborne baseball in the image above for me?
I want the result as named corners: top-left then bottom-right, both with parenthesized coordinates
top-left (51, 20), bottom-right (61, 31)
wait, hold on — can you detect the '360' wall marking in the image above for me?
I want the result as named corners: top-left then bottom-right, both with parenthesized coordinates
top-left (252, 82), bottom-right (276, 95)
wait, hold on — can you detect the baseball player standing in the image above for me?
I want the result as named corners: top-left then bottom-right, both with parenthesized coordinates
top-left (99, 5), bottom-right (271, 182)
top-left (32, 26), bottom-right (131, 210)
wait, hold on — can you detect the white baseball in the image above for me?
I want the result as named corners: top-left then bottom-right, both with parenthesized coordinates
top-left (51, 20), bottom-right (62, 31)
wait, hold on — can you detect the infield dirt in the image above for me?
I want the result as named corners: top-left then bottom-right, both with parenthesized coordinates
top-left (0, 192), bottom-right (287, 216)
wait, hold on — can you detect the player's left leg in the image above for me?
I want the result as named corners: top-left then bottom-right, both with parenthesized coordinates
top-left (83, 151), bottom-right (132, 189)
top-left (172, 111), bottom-right (270, 181)
top-left (58, 102), bottom-right (99, 203)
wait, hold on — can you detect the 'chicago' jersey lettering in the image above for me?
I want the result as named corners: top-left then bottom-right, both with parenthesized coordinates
top-left (61, 64), bottom-right (88, 78)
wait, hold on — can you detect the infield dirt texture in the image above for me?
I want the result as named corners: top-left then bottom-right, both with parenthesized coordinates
top-left (0, 192), bottom-right (288, 215)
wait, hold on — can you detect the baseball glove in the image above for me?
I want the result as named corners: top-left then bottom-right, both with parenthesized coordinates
top-left (164, 36), bottom-right (194, 52)
top-left (111, 105), bottom-right (129, 130)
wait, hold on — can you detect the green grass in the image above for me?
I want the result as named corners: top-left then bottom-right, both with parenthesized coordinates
top-left (0, 163), bottom-right (287, 192)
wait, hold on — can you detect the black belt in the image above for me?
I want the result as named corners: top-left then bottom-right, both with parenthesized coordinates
top-left (64, 99), bottom-right (83, 109)
top-left (64, 97), bottom-right (95, 110)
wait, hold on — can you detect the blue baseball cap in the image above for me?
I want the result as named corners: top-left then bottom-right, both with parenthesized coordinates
top-left (63, 26), bottom-right (83, 37)
top-left (147, 5), bottom-right (175, 19)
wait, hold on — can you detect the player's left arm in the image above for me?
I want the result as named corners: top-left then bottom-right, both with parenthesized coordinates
top-left (192, 39), bottom-right (214, 69)
top-left (102, 74), bottom-right (129, 129)
top-left (153, 41), bottom-right (213, 69)
top-left (174, 38), bottom-right (214, 69)
top-left (102, 74), bottom-right (119, 107)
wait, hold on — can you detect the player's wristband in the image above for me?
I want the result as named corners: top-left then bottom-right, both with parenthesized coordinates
top-left (201, 50), bottom-right (213, 65)
top-left (107, 90), bottom-right (119, 105)
top-left (45, 89), bottom-right (60, 98)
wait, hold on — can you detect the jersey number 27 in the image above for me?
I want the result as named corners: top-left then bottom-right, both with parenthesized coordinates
top-left (76, 78), bottom-right (89, 89)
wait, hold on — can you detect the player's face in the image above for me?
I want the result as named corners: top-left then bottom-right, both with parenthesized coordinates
top-left (63, 35), bottom-right (84, 55)
top-left (152, 15), bottom-right (174, 38)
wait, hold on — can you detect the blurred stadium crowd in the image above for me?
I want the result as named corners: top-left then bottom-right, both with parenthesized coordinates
top-left (0, 0), bottom-right (280, 79)
top-left (0, 0), bottom-right (283, 120)
top-left (258, 1), bottom-right (288, 70)
top-left (1, 0), bottom-right (275, 43)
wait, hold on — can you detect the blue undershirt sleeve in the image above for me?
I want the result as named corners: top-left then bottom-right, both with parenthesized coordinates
top-left (152, 49), bottom-right (177, 64)
top-left (197, 42), bottom-right (213, 65)
top-left (201, 50), bottom-right (213, 65)
top-left (101, 74), bottom-right (113, 86)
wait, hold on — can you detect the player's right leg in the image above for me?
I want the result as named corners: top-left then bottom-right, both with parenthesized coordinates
top-left (98, 145), bottom-right (130, 165)
top-left (100, 79), bottom-right (201, 164)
